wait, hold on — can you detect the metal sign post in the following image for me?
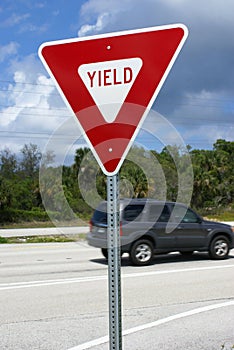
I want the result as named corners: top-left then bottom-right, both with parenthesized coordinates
top-left (107, 174), bottom-right (122, 350)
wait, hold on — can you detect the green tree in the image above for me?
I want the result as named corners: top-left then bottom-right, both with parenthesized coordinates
top-left (158, 146), bottom-right (178, 201)
top-left (20, 143), bottom-right (42, 178)
top-left (0, 148), bottom-right (17, 210)
top-left (0, 176), bottom-right (13, 209)
top-left (190, 140), bottom-right (234, 210)
top-left (213, 139), bottom-right (234, 205)
top-left (0, 148), bottom-right (17, 178)
top-left (120, 160), bottom-right (148, 198)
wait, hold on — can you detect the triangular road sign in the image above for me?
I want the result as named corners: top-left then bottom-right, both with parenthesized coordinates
top-left (39, 24), bottom-right (188, 175)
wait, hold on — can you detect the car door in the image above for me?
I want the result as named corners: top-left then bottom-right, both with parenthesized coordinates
top-left (146, 203), bottom-right (177, 248)
top-left (170, 204), bottom-right (207, 249)
top-left (121, 203), bottom-right (146, 242)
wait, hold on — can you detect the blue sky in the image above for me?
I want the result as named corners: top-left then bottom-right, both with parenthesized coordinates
top-left (0, 0), bottom-right (233, 161)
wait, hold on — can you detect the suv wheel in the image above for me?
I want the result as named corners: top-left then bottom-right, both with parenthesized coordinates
top-left (209, 235), bottom-right (230, 259)
top-left (130, 239), bottom-right (153, 266)
top-left (101, 248), bottom-right (108, 259)
top-left (101, 248), bottom-right (123, 260)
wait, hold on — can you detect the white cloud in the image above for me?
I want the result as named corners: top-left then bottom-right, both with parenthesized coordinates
top-left (161, 89), bottom-right (234, 148)
top-left (78, 0), bottom-right (134, 36)
top-left (8, 54), bottom-right (46, 85)
top-left (162, 0), bottom-right (234, 22)
top-left (0, 42), bottom-right (19, 63)
top-left (0, 53), bottom-right (72, 154)
top-left (18, 22), bottom-right (48, 34)
top-left (2, 13), bottom-right (30, 27)
top-left (170, 89), bottom-right (233, 124)
top-left (78, 12), bottom-right (110, 37)
top-left (0, 71), bottom-right (55, 127)
top-left (79, 0), bottom-right (129, 18)
top-left (35, 2), bottom-right (46, 9)
top-left (78, 0), bottom-right (234, 39)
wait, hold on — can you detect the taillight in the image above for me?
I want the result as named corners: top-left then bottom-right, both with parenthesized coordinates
top-left (89, 220), bottom-right (93, 232)
top-left (120, 222), bottom-right (123, 236)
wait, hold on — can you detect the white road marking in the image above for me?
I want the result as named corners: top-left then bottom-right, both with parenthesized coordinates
top-left (0, 264), bottom-right (233, 291)
top-left (67, 300), bottom-right (234, 350)
top-left (0, 276), bottom-right (107, 290)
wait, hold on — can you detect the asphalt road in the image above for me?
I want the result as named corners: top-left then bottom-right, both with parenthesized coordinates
top-left (0, 242), bottom-right (234, 350)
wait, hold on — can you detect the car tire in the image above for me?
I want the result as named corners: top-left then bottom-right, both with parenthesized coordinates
top-left (130, 239), bottom-right (154, 266)
top-left (101, 248), bottom-right (123, 260)
top-left (209, 235), bottom-right (230, 259)
top-left (101, 248), bottom-right (108, 259)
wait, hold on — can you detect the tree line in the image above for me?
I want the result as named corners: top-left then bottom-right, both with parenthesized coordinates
top-left (0, 139), bottom-right (233, 224)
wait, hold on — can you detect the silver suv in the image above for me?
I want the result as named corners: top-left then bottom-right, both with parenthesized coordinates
top-left (87, 199), bottom-right (234, 266)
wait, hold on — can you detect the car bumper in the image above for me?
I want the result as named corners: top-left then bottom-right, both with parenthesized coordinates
top-left (87, 232), bottom-right (132, 251)
top-left (87, 232), bottom-right (108, 248)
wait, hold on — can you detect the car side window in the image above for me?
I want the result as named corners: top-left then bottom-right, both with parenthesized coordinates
top-left (182, 209), bottom-right (200, 223)
top-left (147, 204), bottom-right (170, 222)
top-left (171, 205), bottom-right (199, 223)
top-left (123, 204), bottom-right (144, 222)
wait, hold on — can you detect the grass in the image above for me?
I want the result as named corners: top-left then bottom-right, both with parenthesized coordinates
top-left (203, 207), bottom-right (234, 222)
top-left (0, 221), bottom-right (57, 229)
top-left (207, 212), bottom-right (234, 221)
top-left (0, 219), bottom-right (89, 229)
top-left (0, 236), bottom-right (8, 244)
top-left (0, 234), bottom-right (86, 244)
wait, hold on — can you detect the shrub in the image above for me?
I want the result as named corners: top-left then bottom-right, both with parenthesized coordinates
top-left (0, 208), bottom-right (49, 224)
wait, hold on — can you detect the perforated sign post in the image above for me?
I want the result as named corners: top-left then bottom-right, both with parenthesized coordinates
top-left (39, 24), bottom-right (188, 349)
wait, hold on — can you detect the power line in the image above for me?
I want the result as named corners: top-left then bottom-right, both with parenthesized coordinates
top-left (0, 101), bottom-right (232, 113)
top-left (0, 128), bottom-right (223, 139)
top-left (0, 103), bottom-right (232, 117)
top-left (0, 104), bottom-right (68, 112)
top-left (0, 130), bottom-right (82, 140)
top-left (0, 87), bottom-right (59, 96)
top-left (0, 79), bottom-right (234, 103)
top-left (0, 79), bottom-right (56, 88)
top-left (0, 110), bottom-right (70, 118)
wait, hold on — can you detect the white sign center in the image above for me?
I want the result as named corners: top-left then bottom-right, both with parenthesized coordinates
top-left (78, 57), bottom-right (143, 123)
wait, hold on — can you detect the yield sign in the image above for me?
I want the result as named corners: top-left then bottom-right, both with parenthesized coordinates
top-left (39, 24), bottom-right (188, 175)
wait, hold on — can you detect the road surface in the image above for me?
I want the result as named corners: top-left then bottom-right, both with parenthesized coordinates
top-left (0, 242), bottom-right (234, 349)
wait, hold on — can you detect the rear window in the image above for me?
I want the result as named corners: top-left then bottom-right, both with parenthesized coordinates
top-left (92, 202), bottom-right (146, 223)
top-left (92, 203), bottom-right (107, 224)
